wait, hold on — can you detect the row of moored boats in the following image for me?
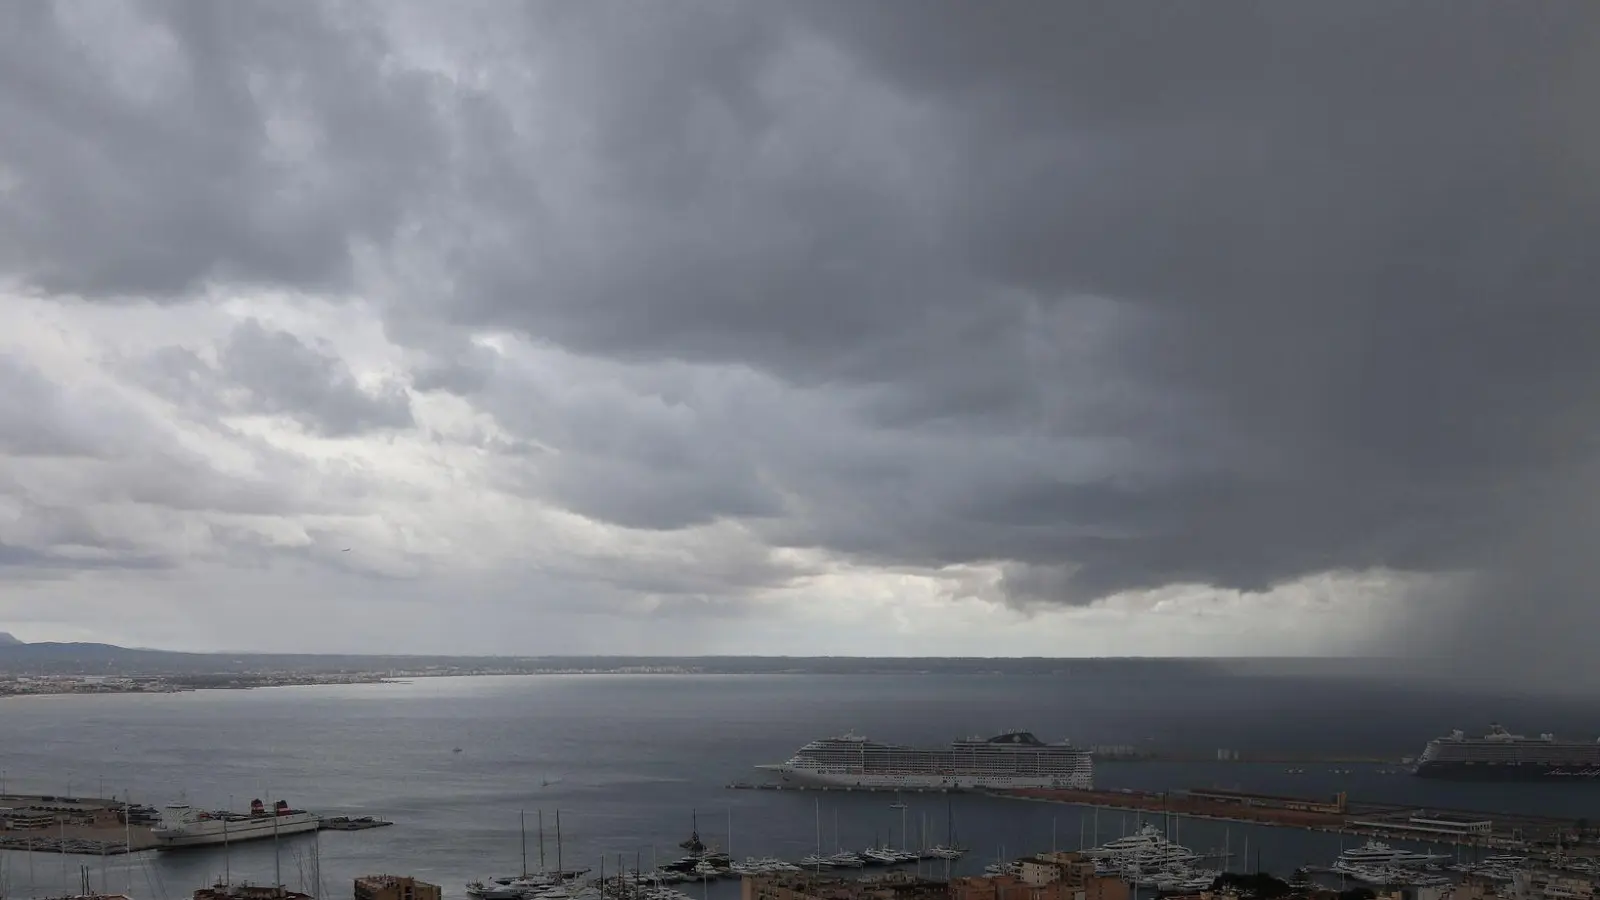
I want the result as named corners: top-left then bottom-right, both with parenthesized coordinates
top-left (1079, 824), bottom-right (1222, 892)
top-left (469, 816), bottom-right (969, 900)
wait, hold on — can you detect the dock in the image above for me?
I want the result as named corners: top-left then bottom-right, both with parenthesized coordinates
top-left (726, 782), bottom-right (961, 793)
top-left (989, 786), bottom-right (1575, 849)
top-left (320, 816), bottom-right (394, 831)
top-left (0, 793), bottom-right (161, 854)
top-left (0, 793), bottom-right (395, 853)
top-left (0, 833), bottom-right (155, 854)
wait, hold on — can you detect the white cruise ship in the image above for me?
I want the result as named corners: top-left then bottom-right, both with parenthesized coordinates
top-left (153, 799), bottom-right (321, 849)
top-left (761, 730), bottom-right (1093, 790)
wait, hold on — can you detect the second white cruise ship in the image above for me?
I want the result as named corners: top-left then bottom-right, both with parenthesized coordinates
top-left (761, 729), bottom-right (1093, 790)
top-left (153, 799), bottom-right (321, 849)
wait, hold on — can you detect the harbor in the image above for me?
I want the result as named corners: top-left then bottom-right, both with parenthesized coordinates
top-left (0, 794), bottom-right (395, 854)
top-left (989, 786), bottom-right (1584, 849)
top-left (3, 676), bottom-right (1599, 900)
top-left (454, 804), bottom-right (1600, 900)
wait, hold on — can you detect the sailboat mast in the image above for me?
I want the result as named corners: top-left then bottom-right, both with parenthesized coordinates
top-left (813, 797), bottom-right (821, 872)
top-left (272, 796), bottom-right (282, 889)
top-left (556, 810), bottom-right (563, 876)
top-left (539, 810), bottom-right (547, 874)
top-left (521, 810), bottom-right (528, 876)
top-left (124, 791), bottom-right (133, 897)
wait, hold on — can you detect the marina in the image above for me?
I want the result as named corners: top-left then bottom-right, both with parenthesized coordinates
top-left (4, 674), bottom-right (1599, 900)
top-left (988, 786), bottom-right (1583, 848)
top-left (0, 794), bottom-right (396, 855)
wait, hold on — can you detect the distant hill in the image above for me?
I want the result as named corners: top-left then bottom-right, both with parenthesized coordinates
top-left (0, 631), bottom-right (21, 646)
top-left (0, 639), bottom-right (1362, 679)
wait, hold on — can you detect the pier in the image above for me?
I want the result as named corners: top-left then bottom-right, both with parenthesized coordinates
top-left (321, 816), bottom-right (395, 831)
top-left (726, 782), bottom-right (961, 793)
top-left (989, 786), bottom-right (1578, 848)
top-left (0, 793), bottom-right (395, 853)
top-left (0, 793), bottom-right (160, 854)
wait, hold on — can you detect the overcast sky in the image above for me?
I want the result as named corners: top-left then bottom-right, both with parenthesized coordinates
top-left (2, 2), bottom-right (1598, 667)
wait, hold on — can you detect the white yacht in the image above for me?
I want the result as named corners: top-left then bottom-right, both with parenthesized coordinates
top-left (1081, 825), bottom-right (1170, 859)
top-left (1083, 824), bottom-right (1200, 871)
top-left (1337, 840), bottom-right (1447, 867)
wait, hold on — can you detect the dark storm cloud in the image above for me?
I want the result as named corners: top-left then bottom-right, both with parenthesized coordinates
top-left (0, 542), bottom-right (168, 574)
top-left (0, 357), bottom-right (128, 458)
top-left (430, 2), bottom-right (1600, 607)
top-left (6, 0), bottom-right (1600, 664)
top-left (218, 320), bottom-right (414, 436)
top-left (0, 0), bottom-right (443, 298)
top-left (129, 321), bottom-right (414, 436)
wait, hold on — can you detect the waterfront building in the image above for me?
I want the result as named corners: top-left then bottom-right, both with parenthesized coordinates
top-left (1347, 813), bottom-right (1495, 839)
top-left (950, 873), bottom-right (1129, 900)
top-left (1, 808), bottom-right (59, 829)
top-left (742, 872), bottom-right (946, 900)
top-left (965, 854), bottom-right (1127, 900)
top-left (1510, 870), bottom-right (1599, 900)
top-left (355, 875), bottom-right (443, 900)
top-left (1016, 852), bottom-right (1103, 889)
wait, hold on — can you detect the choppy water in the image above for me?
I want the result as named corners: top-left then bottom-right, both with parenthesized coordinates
top-left (0, 670), bottom-right (1594, 900)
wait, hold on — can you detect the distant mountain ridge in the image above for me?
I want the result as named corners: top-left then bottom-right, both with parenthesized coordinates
top-left (0, 637), bottom-right (1404, 680)
top-left (0, 631), bottom-right (21, 646)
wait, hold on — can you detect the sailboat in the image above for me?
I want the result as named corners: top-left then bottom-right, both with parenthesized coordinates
top-left (466, 810), bottom-right (591, 899)
top-left (928, 796), bottom-right (966, 859)
top-left (889, 791), bottom-right (908, 811)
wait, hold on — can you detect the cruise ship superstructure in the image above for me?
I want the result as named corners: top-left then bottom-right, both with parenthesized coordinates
top-left (153, 799), bottom-right (321, 849)
top-left (762, 730), bottom-right (1093, 790)
top-left (1413, 725), bottom-right (1600, 780)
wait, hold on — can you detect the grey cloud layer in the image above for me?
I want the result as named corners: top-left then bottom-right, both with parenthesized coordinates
top-left (4, 1), bottom-right (1600, 665)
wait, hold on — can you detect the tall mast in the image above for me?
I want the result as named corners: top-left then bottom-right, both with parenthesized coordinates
top-left (312, 829), bottom-right (324, 899)
top-left (556, 810), bottom-right (563, 876)
top-left (124, 791), bottom-right (133, 897)
top-left (539, 810), bottom-right (547, 874)
top-left (272, 795), bottom-right (282, 891)
top-left (521, 810), bottom-right (528, 877)
top-left (813, 797), bottom-right (821, 872)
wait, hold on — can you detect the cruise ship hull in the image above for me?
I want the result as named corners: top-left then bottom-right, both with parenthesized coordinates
top-left (1412, 761), bottom-right (1600, 781)
top-left (765, 767), bottom-right (1089, 791)
top-left (154, 814), bottom-right (322, 849)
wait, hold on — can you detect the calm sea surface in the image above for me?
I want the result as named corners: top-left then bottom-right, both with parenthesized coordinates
top-left (0, 670), bottom-right (1595, 900)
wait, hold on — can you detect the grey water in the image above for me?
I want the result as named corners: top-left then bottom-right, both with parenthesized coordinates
top-left (0, 667), bottom-right (1595, 900)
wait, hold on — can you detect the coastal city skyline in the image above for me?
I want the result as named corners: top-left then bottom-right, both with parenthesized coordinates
top-left (3, 2), bottom-right (1599, 679)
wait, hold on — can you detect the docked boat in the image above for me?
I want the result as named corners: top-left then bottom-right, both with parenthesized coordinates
top-left (1413, 725), bottom-right (1600, 781)
top-left (762, 729), bottom-right (1093, 790)
top-left (1336, 840), bottom-right (1447, 868)
top-left (1082, 824), bottom-right (1200, 869)
top-left (152, 799), bottom-right (320, 849)
top-left (1331, 862), bottom-right (1451, 887)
